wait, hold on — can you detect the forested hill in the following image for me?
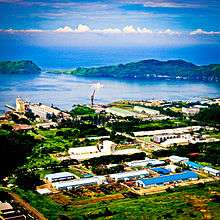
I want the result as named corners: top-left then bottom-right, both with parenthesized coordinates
top-left (0, 60), bottom-right (41, 74)
top-left (70, 59), bottom-right (220, 82)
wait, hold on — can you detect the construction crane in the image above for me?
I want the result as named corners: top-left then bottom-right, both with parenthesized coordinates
top-left (91, 89), bottom-right (96, 106)
top-left (90, 82), bottom-right (103, 107)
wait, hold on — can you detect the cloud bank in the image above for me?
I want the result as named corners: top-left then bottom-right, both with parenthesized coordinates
top-left (190, 29), bottom-right (220, 35)
top-left (0, 24), bottom-right (181, 35)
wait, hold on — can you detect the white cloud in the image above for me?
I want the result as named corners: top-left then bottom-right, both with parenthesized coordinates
top-left (158, 29), bottom-right (180, 35)
top-left (123, 25), bottom-right (137, 33)
top-left (0, 28), bottom-right (43, 33)
top-left (0, 25), bottom-right (180, 35)
top-left (122, 0), bottom-right (201, 8)
top-left (190, 29), bottom-right (220, 35)
top-left (74, 24), bottom-right (91, 33)
top-left (121, 26), bottom-right (154, 34)
top-left (95, 28), bottom-right (122, 34)
top-left (55, 26), bottom-right (74, 33)
top-left (137, 27), bottom-right (153, 34)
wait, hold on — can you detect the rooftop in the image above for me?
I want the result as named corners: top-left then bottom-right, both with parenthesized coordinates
top-left (52, 177), bottom-right (101, 189)
top-left (203, 166), bottom-right (220, 174)
top-left (151, 167), bottom-right (170, 175)
top-left (109, 170), bottom-right (149, 179)
top-left (185, 161), bottom-right (203, 169)
top-left (138, 171), bottom-right (198, 186)
top-left (133, 126), bottom-right (202, 137)
top-left (45, 172), bottom-right (74, 180)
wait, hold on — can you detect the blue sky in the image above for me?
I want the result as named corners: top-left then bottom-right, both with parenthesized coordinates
top-left (0, 0), bottom-right (220, 66)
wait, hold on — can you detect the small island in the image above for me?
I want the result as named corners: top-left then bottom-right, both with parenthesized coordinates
top-left (68, 59), bottom-right (220, 82)
top-left (0, 60), bottom-right (41, 74)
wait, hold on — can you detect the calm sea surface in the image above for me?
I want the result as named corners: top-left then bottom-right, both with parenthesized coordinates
top-left (0, 72), bottom-right (220, 112)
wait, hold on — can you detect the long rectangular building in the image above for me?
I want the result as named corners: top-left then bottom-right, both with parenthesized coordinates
top-left (52, 176), bottom-right (105, 190)
top-left (45, 172), bottom-right (75, 183)
top-left (203, 166), bottom-right (220, 176)
top-left (133, 126), bottom-right (202, 137)
top-left (137, 171), bottom-right (198, 188)
top-left (109, 170), bottom-right (149, 182)
top-left (134, 106), bottom-right (160, 115)
top-left (105, 107), bottom-right (135, 117)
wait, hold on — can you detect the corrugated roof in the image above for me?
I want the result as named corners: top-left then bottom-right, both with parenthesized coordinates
top-left (203, 166), bottom-right (220, 174)
top-left (45, 172), bottom-right (74, 180)
top-left (109, 170), bottom-right (149, 179)
top-left (186, 161), bottom-right (203, 169)
top-left (137, 171), bottom-right (198, 186)
top-left (152, 167), bottom-right (170, 175)
top-left (52, 177), bottom-right (99, 188)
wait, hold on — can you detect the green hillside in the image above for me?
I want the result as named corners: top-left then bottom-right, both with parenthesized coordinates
top-left (70, 59), bottom-right (220, 82)
top-left (0, 60), bottom-right (41, 74)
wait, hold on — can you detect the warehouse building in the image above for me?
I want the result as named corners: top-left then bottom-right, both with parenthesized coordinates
top-left (136, 171), bottom-right (198, 188)
top-left (45, 172), bottom-right (75, 183)
top-left (52, 176), bottom-right (105, 190)
top-left (148, 159), bottom-right (165, 167)
top-left (151, 167), bottom-right (170, 175)
top-left (133, 126), bottom-right (202, 137)
top-left (35, 122), bottom-right (58, 129)
top-left (105, 107), bottom-right (135, 117)
top-left (133, 106), bottom-right (160, 116)
top-left (169, 155), bottom-right (189, 164)
top-left (29, 103), bottom-right (70, 120)
top-left (109, 170), bottom-right (149, 182)
top-left (160, 137), bottom-right (190, 147)
top-left (68, 140), bottom-right (116, 161)
top-left (126, 158), bottom-right (165, 167)
top-left (182, 107), bottom-right (200, 116)
top-left (203, 167), bottom-right (220, 176)
top-left (154, 134), bottom-right (178, 143)
top-left (69, 140), bottom-right (142, 161)
top-left (185, 161), bottom-right (203, 170)
top-left (126, 158), bottom-right (152, 167)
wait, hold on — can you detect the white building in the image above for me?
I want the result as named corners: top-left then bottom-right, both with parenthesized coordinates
top-left (29, 103), bottom-right (70, 120)
top-left (36, 188), bottom-right (52, 195)
top-left (68, 140), bottom-right (142, 161)
top-left (68, 140), bottom-right (116, 161)
top-left (105, 107), bottom-right (135, 117)
top-left (126, 158), bottom-right (151, 167)
top-left (52, 176), bottom-right (106, 190)
top-left (45, 172), bottom-right (75, 183)
top-left (35, 122), bottom-right (58, 129)
top-left (153, 134), bottom-right (178, 143)
top-left (169, 155), bottom-right (189, 164)
top-left (109, 170), bottom-right (149, 182)
top-left (160, 137), bottom-right (190, 147)
top-left (182, 107), bottom-right (200, 116)
top-left (133, 126), bottom-right (202, 137)
top-left (203, 167), bottom-right (220, 176)
top-left (165, 164), bottom-right (178, 173)
top-left (126, 158), bottom-right (165, 167)
top-left (134, 106), bottom-right (160, 116)
top-left (113, 148), bottom-right (142, 155)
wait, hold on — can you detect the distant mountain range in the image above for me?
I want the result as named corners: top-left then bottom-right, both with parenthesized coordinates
top-left (0, 60), bottom-right (41, 74)
top-left (1, 59), bottom-right (220, 82)
top-left (68, 59), bottom-right (220, 82)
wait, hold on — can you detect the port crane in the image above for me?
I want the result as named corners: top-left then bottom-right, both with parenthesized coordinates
top-left (90, 89), bottom-right (96, 106)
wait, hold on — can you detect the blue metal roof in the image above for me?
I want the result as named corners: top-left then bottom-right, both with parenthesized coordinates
top-left (138, 171), bottom-right (198, 186)
top-left (185, 161), bottom-right (203, 169)
top-left (152, 167), bottom-right (170, 175)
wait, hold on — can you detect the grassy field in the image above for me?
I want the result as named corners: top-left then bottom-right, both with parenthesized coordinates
top-left (135, 119), bottom-right (192, 131)
top-left (14, 181), bottom-right (220, 220)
